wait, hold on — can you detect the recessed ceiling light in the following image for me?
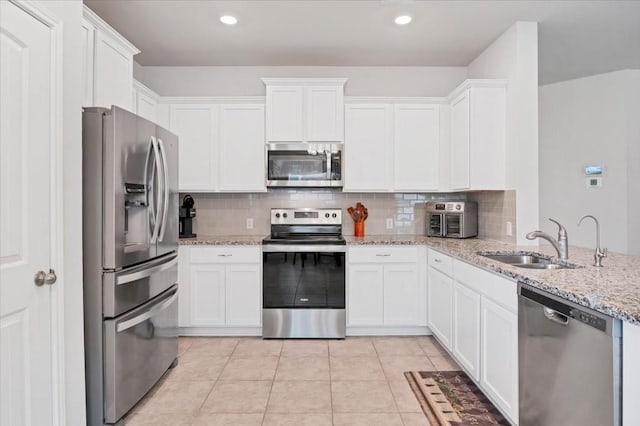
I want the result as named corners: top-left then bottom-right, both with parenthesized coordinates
top-left (394, 15), bottom-right (412, 25)
top-left (220, 15), bottom-right (238, 25)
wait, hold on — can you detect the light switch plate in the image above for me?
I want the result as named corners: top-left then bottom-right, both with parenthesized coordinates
top-left (386, 218), bottom-right (393, 229)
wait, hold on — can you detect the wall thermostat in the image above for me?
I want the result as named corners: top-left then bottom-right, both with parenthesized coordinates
top-left (584, 165), bottom-right (603, 176)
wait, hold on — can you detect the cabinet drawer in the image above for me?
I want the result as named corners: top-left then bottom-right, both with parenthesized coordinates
top-left (189, 246), bottom-right (260, 264)
top-left (428, 249), bottom-right (453, 276)
top-left (453, 259), bottom-right (517, 312)
top-left (349, 246), bottom-right (418, 263)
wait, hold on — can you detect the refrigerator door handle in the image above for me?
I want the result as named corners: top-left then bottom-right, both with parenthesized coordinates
top-left (116, 256), bottom-right (178, 286)
top-left (157, 137), bottom-right (170, 242)
top-left (149, 136), bottom-right (163, 244)
top-left (115, 288), bottom-right (178, 333)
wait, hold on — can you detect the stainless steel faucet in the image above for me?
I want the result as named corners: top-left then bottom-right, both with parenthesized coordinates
top-left (526, 218), bottom-right (569, 260)
top-left (578, 215), bottom-right (607, 267)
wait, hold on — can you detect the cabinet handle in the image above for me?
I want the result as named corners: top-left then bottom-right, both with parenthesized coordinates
top-left (434, 258), bottom-right (442, 263)
top-left (376, 254), bottom-right (391, 257)
top-left (217, 254), bottom-right (233, 257)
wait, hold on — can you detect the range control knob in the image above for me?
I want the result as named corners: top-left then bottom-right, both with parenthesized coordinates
top-left (283, 213), bottom-right (288, 218)
top-left (275, 213), bottom-right (281, 218)
top-left (456, 204), bottom-right (462, 210)
top-left (332, 213), bottom-right (337, 218)
top-left (325, 213), bottom-right (330, 218)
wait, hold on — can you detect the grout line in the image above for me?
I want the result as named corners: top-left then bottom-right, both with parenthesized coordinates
top-left (261, 342), bottom-right (282, 425)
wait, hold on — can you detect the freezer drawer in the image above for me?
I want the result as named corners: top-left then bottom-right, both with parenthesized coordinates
top-left (103, 253), bottom-right (177, 317)
top-left (103, 285), bottom-right (178, 424)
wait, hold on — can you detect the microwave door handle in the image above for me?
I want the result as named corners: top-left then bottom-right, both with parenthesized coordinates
top-left (149, 136), bottom-right (162, 244)
top-left (156, 137), bottom-right (170, 242)
top-left (325, 151), bottom-right (331, 180)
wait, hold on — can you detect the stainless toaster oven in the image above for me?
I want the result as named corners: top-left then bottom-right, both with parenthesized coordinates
top-left (426, 201), bottom-right (478, 238)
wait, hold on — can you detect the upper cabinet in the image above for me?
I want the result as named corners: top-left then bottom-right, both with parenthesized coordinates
top-left (82, 6), bottom-right (140, 111)
top-left (263, 78), bottom-right (347, 143)
top-left (132, 80), bottom-right (160, 123)
top-left (448, 80), bottom-right (506, 191)
top-left (167, 99), bottom-right (266, 192)
top-left (344, 101), bottom-right (441, 192)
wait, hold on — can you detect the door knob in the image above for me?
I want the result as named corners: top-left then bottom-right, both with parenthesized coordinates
top-left (34, 269), bottom-right (57, 286)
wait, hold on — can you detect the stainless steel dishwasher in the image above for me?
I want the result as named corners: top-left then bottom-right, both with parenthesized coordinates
top-left (518, 283), bottom-right (622, 426)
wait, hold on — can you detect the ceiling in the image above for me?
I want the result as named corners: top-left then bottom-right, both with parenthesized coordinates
top-left (84, 0), bottom-right (640, 85)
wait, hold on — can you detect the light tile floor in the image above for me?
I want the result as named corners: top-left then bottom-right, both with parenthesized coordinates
top-left (124, 336), bottom-right (459, 426)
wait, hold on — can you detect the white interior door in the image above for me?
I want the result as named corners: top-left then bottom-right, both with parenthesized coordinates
top-left (0, 2), bottom-right (57, 425)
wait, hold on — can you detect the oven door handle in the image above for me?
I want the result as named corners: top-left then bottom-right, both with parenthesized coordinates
top-left (262, 244), bottom-right (346, 253)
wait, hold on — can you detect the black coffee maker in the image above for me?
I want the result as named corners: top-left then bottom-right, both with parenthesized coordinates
top-left (179, 194), bottom-right (196, 238)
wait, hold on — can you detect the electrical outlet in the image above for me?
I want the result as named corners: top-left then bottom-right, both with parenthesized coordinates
top-left (246, 218), bottom-right (254, 229)
top-left (506, 221), bottom-right (513, 236)
top-left (386, 218), bottom-right (393, 229)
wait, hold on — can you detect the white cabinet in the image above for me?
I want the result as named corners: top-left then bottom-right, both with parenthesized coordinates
top-left (132, 80), bottom-right (159, 123)
top-left (170, 104), bottom-right (219, 191)
top-left (347, 246), bottom-right (426, 329)
top-left (452, 281), bottom-right (481, 381)
top-left (449, 81), bottom-right (506, 190)
top-left (393, 104), bottom-right (440, 191)
top-left (82, 6), bottom-right (139, 110)
top-left (481, 297), bottom-right (518, 422)
top-left (263, 78), bottom-right (347, 143)
top-left (344, 101), bottom-right (441, 192)
top-left (218, 104), bottom-right (265, 191)
top-left (427, 250), bottom-right (454, 349)
top-left (344, 104), bottom-right (392, 191)
top-left (168, 101), bottom-right (265, 192)
top-left (179, 246), bottom-right (262, 332)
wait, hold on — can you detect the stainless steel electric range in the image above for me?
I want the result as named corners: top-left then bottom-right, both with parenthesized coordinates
top-left (262, 208), bottom-right (346, 338)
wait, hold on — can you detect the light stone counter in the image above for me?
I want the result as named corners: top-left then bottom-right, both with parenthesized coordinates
top-left (345, 235), bottom-right (640, 325)
top-left (179, 235), bottom-right (266, 245)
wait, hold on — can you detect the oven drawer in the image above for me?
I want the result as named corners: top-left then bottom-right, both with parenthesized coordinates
top-left (103, 285), bottom-right (178, 423)
top-left (348, 246), bottom-right (419, 263)
top-left (190, 246), bottom-right (261, 264)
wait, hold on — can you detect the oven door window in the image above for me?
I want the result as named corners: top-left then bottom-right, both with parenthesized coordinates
top-left (429, 214), bottom-right (443, 236)
top-left (268, 151), bottom-right (327, 181)
top-left (445, 214), bottom-right (462, 237)
top-left (263, 251), bottom-right (345, 309)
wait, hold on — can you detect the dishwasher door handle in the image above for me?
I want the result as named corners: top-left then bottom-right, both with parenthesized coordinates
top-left (543, 307), bottom-right (569, 325)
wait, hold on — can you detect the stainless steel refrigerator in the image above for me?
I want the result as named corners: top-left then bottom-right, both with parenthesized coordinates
top-left (82, 106), bottom-right (179, 425)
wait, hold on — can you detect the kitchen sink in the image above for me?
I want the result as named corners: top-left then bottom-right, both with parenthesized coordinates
top-left (478, 252), bottom-right (581, 270)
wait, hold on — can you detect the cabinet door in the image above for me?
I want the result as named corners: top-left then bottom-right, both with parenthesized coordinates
top-left (135, 90), bottom-right (157, 123)
top-left (170, 104), bottom-right (218, 191)
top-left (93, 30), bottom-right (133, 111)
top-left (452, 281), bottom-right (481, 380)
top-left (266, 86), bottom-right (303, 142)
top-left (305, 86), bottom-right (343, 142)
top-left (383, 263), bottom-right (420, 326)
top-left (81, 19), bottom-right (95, 107)
top-left (218, 104), bottom-right (265, 191)
top-left (450, 90), bottom-right (470, 190)
top-left (393, 104), bottom-right (440, 191)
top-left (225, 264), bottom-right (262, 326)
top-left (178, 246), bottom-right (191, 327)
top-left (344, 104), bottom-right (392, 191)
top-left (190, 263), bottom-right (226, 326)
top-left (481, 297), bottom-right (518, 422)
top-left (427, 267), bottom-right (453, 350)
top-left (347, 264), bottom-right (384, 326)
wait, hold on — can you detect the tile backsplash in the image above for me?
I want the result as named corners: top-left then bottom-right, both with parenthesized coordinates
top-left (183, 189), bottom-right (516, 243)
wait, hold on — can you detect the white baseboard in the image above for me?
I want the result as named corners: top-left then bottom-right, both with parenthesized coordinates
top-left (346, 326), bottom-right (432, 336)
top-left (179, 327), bottom-right (262, 336)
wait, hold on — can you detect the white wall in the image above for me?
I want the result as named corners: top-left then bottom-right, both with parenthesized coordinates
top-left (539, 70), bottom-right (640, 254)
top-left (134, 65), bottom-right (468, 97)
top-left (42, 2), bottom-right (86, 425)
top-left (467, 22), bottom-right (539, 245)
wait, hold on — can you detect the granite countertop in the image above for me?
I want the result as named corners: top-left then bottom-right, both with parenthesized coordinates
top-left (178, 233), bottom-right (640, 324)
top-left (179, 235), bottom-right (266, 245)
top-left (347, 234), bottom-right (640, 325)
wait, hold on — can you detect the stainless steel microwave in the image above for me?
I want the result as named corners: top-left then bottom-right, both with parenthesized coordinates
top-left (266, 143), bottom-right (343, 188)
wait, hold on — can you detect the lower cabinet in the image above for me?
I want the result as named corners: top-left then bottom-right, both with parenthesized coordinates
top-left (427, 249), bottom-right (519, 425)
top-left (178, 245), bottom-right (262, 333)
top-left (347, 246), bottom-right (427, 330)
